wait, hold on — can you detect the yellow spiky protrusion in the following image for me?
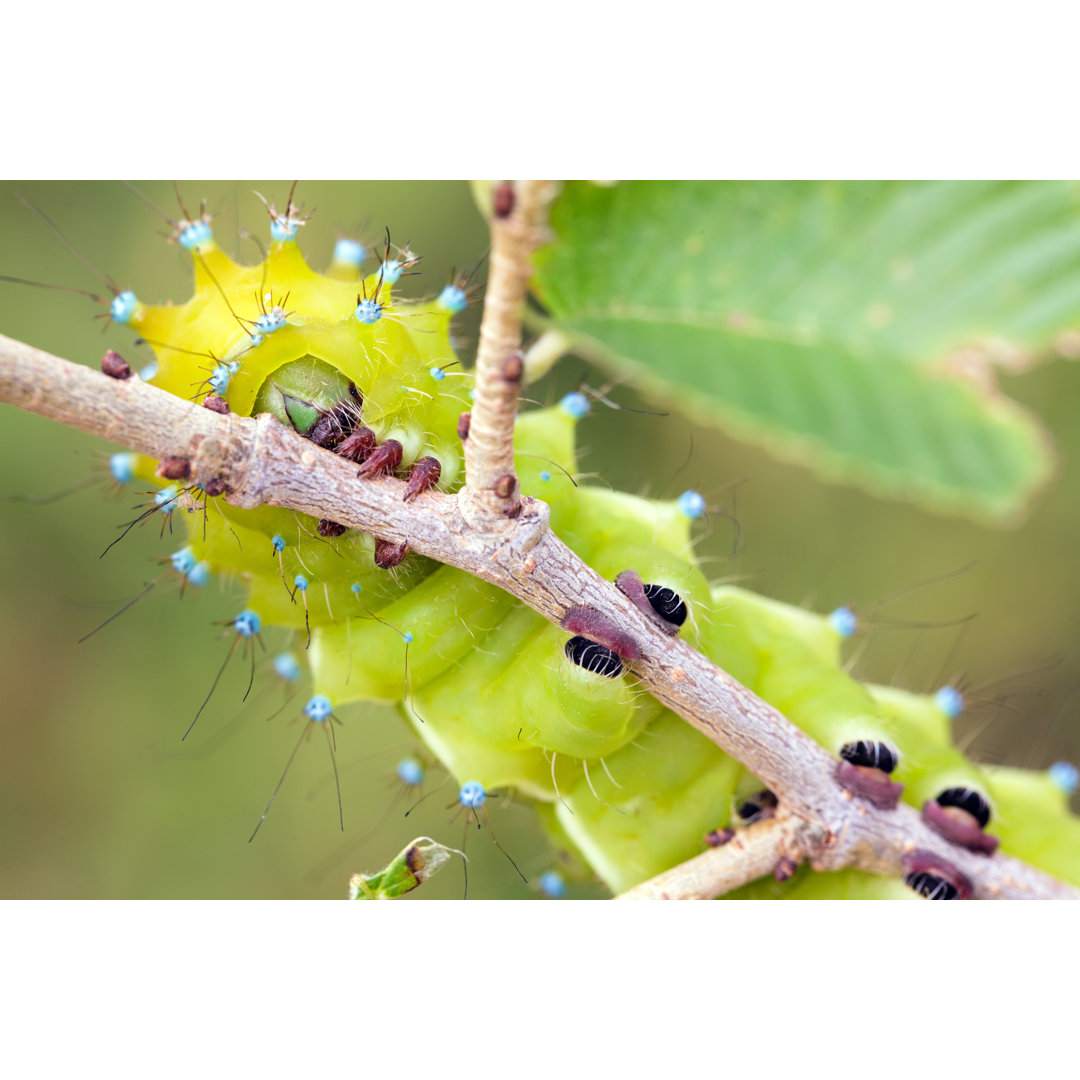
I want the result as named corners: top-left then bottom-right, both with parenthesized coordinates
top-left (129, 239), bottom-right (458, 426)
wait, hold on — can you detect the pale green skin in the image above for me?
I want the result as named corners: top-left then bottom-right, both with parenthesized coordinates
top-left (112, 224), bottom-right (1079, 897)
top-left (727, 867), bottom-right (919, 901)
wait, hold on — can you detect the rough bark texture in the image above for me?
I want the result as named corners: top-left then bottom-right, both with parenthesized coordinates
top-left (460, 180), bottom-right (553, 522)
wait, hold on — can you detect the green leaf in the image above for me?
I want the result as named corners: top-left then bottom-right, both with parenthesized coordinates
top-left (347, 837), bottom-right (461, 899)
top-left (532, 181), bottom-right (1077, 520)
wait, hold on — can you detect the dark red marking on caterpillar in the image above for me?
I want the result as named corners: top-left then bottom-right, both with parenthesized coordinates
top-left (403, 457), bottom-right (442, 503)
top-left (457, 412), bottom-right (471, 442)
top-left (155, 457), bottom-right (191, 481)
top-left (318, 519), bottom-right (347, 538)
top-left (922, 794), bottom-right (998, 856)
top-left (560, 606), bottom-right (642, 661)
top-left (308, 407), bottom-right (354, 449)
top-left (202, 394), bottom-right (230, 414)
top-left (773, 857), bottom-right (798, 883)
top-left (336, 427), bottom-right (377, 464)
top-left (564, 636), bottom-right (623, 678)
top-left (903, 849), bottom-right (973, 899)
top-left (203, 478), bottom-right (229, 498)
top-left (837, 740), bottom-right (903, 809)
top-left (374, 539), bottom-right (409, 569)
top-left (501, 351), bottom-right (524, 383)
top-left (615, 570), bottom-right (685, 636)
top-left (101, 349), bottom-right (132, 380)
top-left (494, 473), bottom-right (518, 499)
top-left (357, 440), bottom-right (403, 479)
top-left (296, 384), bottom-right (365, 450)
top-left (705, 828), bottom-right (735, 847)
top-left (493, 183), bottom-right (515, 219)
top-left (835, 761), bottom-right (904, 811)
top-left (736, 789), bottom-right (778, 824)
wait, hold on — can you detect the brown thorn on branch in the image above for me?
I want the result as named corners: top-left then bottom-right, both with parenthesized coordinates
top-left (460, 180), bottom-right (554, 525)
top-left (0, 333), bottom-right (1076, 902)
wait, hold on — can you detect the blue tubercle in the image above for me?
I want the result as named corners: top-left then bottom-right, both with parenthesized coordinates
top-left (560, 391), bottom-right (591, 419)
top-left (252, 309), bottom-right (287, 335)
top-left (209, 360), bottom-right (240, 395)
top-left (304, 694), bottom-right (333, 722)
top-left (437, 284), bottom-right (468, 314)
top-left (1049, 761), bottom-right (1079, 796)
top-left (333, 238), bottom-right (366, 267)
top-left (350, 583), bottom-right (362, 595)
top-left (271, 535), bottom-right (286, 553)
top-left (155, 486), bottom-right (178, 513)
top-left (676, 489), bottom-right (707, 520)
top-left (247, 333), bottom-right (265, 349)
top-left (271, 219), bottom-right (299, 243)
top-left (397, 757), bottom-right (424, 787)
top-left (110, 290), bottom-right (138, 324)
top-left (538, 870), bottom-right (566, 899)
top-left (293, 574), bottom-right (309, 592)
top-left (829, 606), bottom-right (858, 638)
top-left (233, 610), bottom-right (262, 638)
top-left (459, 781), bottom-right (486, 810)
top-left (539, 470), bottom-right (552, 483)
top-left (429, 366), bottom-right (447, 382)
top-left (381, 260), bottom-right (404, 285)
top-left (355, 298), bottom-right (382, 325)
top-left (934, 685), bottom-right (964, 719)
top-left (274, 652), bottom-right (301, 683)
top-left (402, 632), bottom-right (414, 645)
top-left (187, 562), bottom-right (210, 588)
top-left (171, 547), bottom-right (197, 576)
top-left (139, 360), bottom-right (158, 382)
top-left (110, 452), bottom-right (136, 485)
top-left (178, 220), bottom-right (213, 251)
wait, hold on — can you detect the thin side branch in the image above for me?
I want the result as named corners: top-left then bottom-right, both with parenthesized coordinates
top-left (616, 817), bottom-right (806, 900)
top-left (461, 180), bottom-right (553, 522)
top-left (0, 331), bottom-right (1075, 900)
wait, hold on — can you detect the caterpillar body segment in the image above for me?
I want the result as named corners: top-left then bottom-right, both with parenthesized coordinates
top-left (981, 765), bottom-right (1080, 885)
top-left (708, 585), bottom-right (847, 669)
top-left (551, 712), bottom-right (744, 895)
top-left (864, 684), bottom-right (954, 757)
top-left (727, 867), bottom-right (920, 901)
top-left (756, 638), bottom-right (902, 758)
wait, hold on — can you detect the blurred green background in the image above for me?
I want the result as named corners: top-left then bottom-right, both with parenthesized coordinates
top-left (0, 181), bottom-right (1077, 899)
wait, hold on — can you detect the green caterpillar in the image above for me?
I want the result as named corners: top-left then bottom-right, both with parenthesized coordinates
top-left (16, 187), bottom-right (1080, 899)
